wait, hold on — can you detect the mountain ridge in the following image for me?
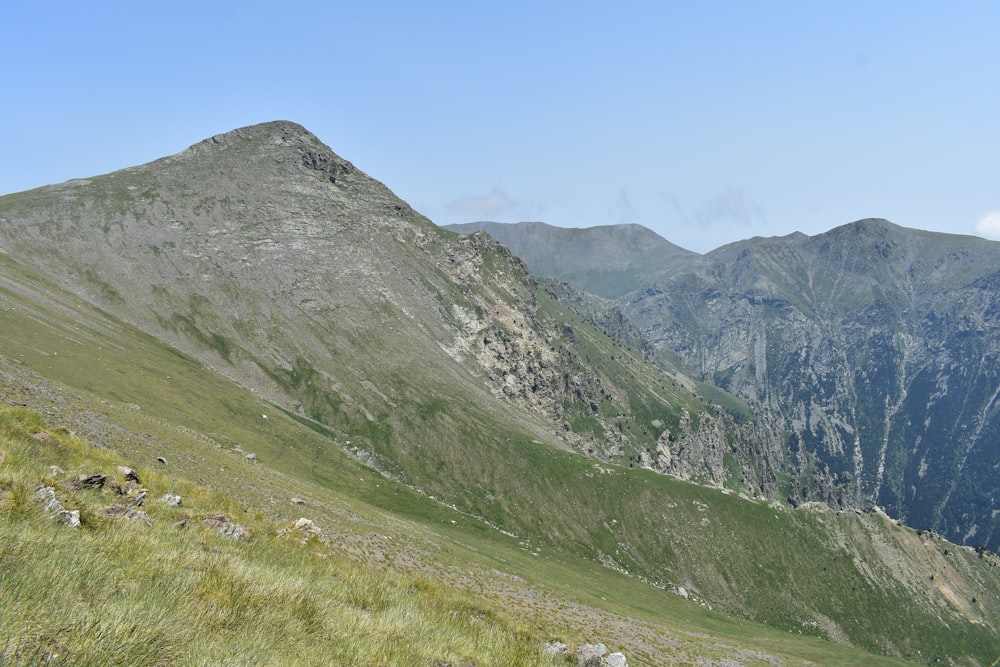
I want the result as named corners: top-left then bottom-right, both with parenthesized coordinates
top-left (3, 122), bottom-right (1000, 662)
top-left (452, 218), bottom-right (1000, 551)
top-left (444, 220), bottom-right (700, 298)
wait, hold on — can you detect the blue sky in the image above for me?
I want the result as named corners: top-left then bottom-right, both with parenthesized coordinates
top-left (3, 2), bottom-right (999, 252)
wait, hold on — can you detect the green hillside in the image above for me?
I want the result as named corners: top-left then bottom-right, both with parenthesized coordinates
top-left (2, 123), bottom-right (999, 664)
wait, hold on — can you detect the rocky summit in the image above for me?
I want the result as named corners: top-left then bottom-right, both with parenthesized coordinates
top-left (2, 122), bottom-right (1000, 664)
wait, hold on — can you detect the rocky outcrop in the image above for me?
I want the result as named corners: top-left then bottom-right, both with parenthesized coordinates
top-left (34, 486), bottom-right (79, 527)
top-left (201, 513), bottom-right (250, 540)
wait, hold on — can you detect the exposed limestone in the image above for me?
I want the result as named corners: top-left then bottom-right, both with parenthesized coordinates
top-left (34, 486), bottom-right (79, 527)
top-left (158, 493), bottom-right (183, 507)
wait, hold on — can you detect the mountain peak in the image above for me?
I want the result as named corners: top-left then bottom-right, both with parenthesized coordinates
top-left (195, 120), bottom-right (318, 150)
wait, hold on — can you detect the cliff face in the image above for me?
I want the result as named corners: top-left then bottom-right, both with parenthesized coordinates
top-left (622, 219), bottom-right (1000, 549)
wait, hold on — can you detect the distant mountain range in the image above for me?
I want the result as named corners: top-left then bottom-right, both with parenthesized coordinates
top-left (444, 221), bottom-right (699, 298)
top-left (2, 122), bottom-right (999, 662)
top-left (449, 219), bottom-right (1000, 552)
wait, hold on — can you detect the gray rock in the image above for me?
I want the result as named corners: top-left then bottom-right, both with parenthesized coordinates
top-left (575, 643), bottom-right (606, 667)
top-left (201, 513), bottom-right (250, 540)
top-left (290, 497), bottom-right (305, 505)
top-left (158, 493), bottom-right (183, 507)
top-left (293, 517), bottom-right (323, 538)
top-left (34, 487), bottom-right (80, 527)
top-left (101, 505), bottom-right (152, 526)
top-left (58, 509), bottom-right (81, 528)
top-left (72, 473), bottom-right (107, 490)
top-left (129, 489), bottom-right (148, 507)
top-left (116, 465), bottom-right (141, 484)
top-left (34, 486), bottom-right (63, 513)
top-left (542, 640), bottom-right (569, 659)
top-left (604, 652), bottom-right (628, 667)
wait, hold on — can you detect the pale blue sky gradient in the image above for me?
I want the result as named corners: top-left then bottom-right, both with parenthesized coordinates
top-left (3, 2), bottom-right (999, 252)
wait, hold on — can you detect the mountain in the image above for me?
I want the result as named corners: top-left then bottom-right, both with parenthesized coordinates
top-left (623, 219), bottom-right (1000, 550)
top-left (444, 221), bottom-right (699, 298)
top-left (456, 219), bottom-right (1000, 552)
top-left (2, 123), bottom-right (1000, 663)
top-left (0, 120), bottom-right (764, 508)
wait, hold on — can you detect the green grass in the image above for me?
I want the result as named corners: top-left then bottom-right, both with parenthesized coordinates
top-left (0, 408), bottom-right (550, 666)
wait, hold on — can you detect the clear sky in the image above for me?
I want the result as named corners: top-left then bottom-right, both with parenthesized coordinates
top-left (3, 2), bottom-right (999, 253)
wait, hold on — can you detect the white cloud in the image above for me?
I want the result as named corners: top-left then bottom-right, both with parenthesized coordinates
top-left (447, 188), bottom-right (515, 217)
top-left (974, 211), bottom-right (1000, 240)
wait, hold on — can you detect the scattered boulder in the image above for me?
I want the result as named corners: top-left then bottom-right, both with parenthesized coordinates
top-left (48, 465), bottom-right (64, 477)
top-left (34, 486), bottom-right (80, 528)
top-left (35, 486), bottom-right (80, 528)
top-left (158, 494), bottom-right (183, 507)
top-left (201, 513), bottom-right (250, 540)
top-left (245, 452), bottom-right (257, 461)
top-left (116, 465), bottom-right (141, 484)
top-left (155, 456), bottom-right (168, 465)
top-left (101, 505), bottom-right (152, 527)
top-left (604, 653), bottom-right (627, 667)
top-left (129, 489), bottom-right (148, 507)
top-left (542, 641), bottom-right (570, 659)
top-left (34, 486), bottom-right (63, 513)
top-left (72, 473), bottom-right (107, 490)
top-left (290, 497), bottom-right (305, 505)
top-left (570, 643), bottom-right (625, 667)
top-left (575, 643), bottom-right (607, 667)
top-left (293, 517), bottom-right (323, 538)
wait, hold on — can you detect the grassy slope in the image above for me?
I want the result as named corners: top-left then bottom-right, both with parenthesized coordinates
top-left (0, 259), bottom-right (956, 664)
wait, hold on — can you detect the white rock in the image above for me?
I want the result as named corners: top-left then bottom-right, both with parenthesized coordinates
top-left (605, 652), bottom-right (628, 667)
top-left (158, 494), bottom-right (183, 507)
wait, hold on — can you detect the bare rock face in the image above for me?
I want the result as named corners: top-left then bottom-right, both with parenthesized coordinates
top-left (622, 219), bottom-right (1000, 548)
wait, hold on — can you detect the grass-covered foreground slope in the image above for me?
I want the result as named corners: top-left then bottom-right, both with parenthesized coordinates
top-left (1, 248), bottom-right (998, 664)
top-left (0, 406), bottom-right (550, 666)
